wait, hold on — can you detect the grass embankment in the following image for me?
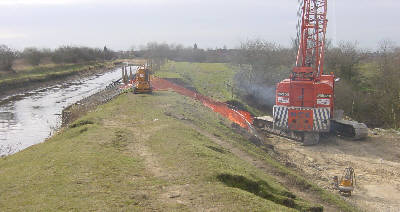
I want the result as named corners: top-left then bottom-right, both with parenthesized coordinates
top-left (156, 61), bottom-right (263, 116)
top-left (156, 61), bottom-right (358, 212)
top-left (0, 62), bottom-right (115, 90)
top-left (1, 92), bottom-right (317, 211)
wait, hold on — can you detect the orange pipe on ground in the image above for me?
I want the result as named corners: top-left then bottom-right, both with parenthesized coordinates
top-left (152, 78), bottom-right (253, 129)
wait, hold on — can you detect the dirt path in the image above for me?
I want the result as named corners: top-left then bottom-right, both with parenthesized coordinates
top-left (265, 130), bottom-right (400, 212)
top-left (102, 120), bottom-right (199, 209)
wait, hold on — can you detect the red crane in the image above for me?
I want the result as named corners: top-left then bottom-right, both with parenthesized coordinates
top-left (273, 0), bottom-right (367, 144)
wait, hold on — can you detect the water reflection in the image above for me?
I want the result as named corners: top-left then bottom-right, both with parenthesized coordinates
top-left (0, 68), bottom-right (126, 156)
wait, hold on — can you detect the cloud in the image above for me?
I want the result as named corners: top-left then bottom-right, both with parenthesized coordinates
top-left (0, 30), bottom-right (27, 39)
top-left (0, 0), bottom-right (78, 5)
top-left (0, 0), bottom-right (200, 6)
top-left (0, 0), bottom-right (398, 50)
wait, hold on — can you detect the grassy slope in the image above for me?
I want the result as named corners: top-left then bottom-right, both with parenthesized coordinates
top-left (156, 62), bottom-right (234, 101)
top-left (0, 62), bottom-right (114, 89)
top-left (156, 61), bottom-right (263, 116)
top-left (0, 92), bottom-right (313, 211)
top-left (156, 61), bottom-right (357, 212)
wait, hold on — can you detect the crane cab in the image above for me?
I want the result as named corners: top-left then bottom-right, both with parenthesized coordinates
top-left (273, 74), bottom-right (335, 145)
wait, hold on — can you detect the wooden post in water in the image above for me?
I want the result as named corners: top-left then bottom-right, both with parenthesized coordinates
top-left (124, 69), bottom-right (128, 84)
top-left (121, 66), bottom-right (125, 84)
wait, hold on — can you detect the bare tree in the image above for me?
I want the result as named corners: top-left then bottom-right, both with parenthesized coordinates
top-left (375, 39), bottom-right (399, 127)
top-left (51, 46), bottom-right (114, 64)
top-left (22, 47), bottom-right (43, 66)
top-left (325, 41), bottom-right (361, 81)
top-left (231, 39), bottom-right (294, 108)
top-left (0, 45), bottom-right (17, 72)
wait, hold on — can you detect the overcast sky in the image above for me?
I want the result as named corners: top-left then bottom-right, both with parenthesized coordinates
top-left (0, 0), bottom-right (399, 50)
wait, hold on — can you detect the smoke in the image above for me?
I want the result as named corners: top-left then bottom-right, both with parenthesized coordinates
top-left (234, 70), bottom-right (277, 109)
top-left (232, 39), bottom-right (293, 111)
top-left (241, 81), bottom-right (276, 107)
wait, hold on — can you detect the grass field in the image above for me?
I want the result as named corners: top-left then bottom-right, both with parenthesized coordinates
top-left (156, 61), bottom-right (264, 116)
top-left (156, 62), bottom-right (235, 101)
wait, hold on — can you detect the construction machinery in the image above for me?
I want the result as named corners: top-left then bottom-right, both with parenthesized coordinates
top-left (334, 167), bottom-right (356, 196)
top-left (133, 66), bottom-right (153, 94)
top-left (255, 0), bottom-right (368, 145)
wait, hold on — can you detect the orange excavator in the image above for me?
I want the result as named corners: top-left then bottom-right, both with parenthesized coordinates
top-left (133, 66), bottom-right (152, 94)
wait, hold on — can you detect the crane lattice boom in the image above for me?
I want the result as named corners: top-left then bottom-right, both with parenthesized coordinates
top-left (295, 0), bottom-right (328, 80)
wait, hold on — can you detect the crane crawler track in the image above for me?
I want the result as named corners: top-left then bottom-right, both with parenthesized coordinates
top-left (254, 116), bottom-right (368, 144)
top-left (254, 116), bottom-right (303, 143)
top-left (331, 120), bottom-right (368, 140)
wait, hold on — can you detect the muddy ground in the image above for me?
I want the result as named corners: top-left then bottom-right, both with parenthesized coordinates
top-left (261, 129), bottom-right (400, 212)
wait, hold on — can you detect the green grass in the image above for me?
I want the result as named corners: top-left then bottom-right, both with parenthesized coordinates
top-left (0, 92), bottom-right (320, 211)
top-left (0, 62), bottom-right (114, 89)
top-left (156, 61), bottom-right (264, 116)
top-left (157, 61), bottom-right (235, 101)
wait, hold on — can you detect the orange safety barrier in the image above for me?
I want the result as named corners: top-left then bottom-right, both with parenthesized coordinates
top-left (152, 78), bottom-right (253, 129)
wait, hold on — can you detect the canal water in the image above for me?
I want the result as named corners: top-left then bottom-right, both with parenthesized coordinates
top-left (0, 68), bottom-right (126, 156)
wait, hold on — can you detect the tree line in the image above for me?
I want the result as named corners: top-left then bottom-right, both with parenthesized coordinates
top-left (0, 45), bottom-right (116, 72)
top-left (231, 39), bottom-right (400, 129)
top-left (133, 42), bottom-right (233, 71)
